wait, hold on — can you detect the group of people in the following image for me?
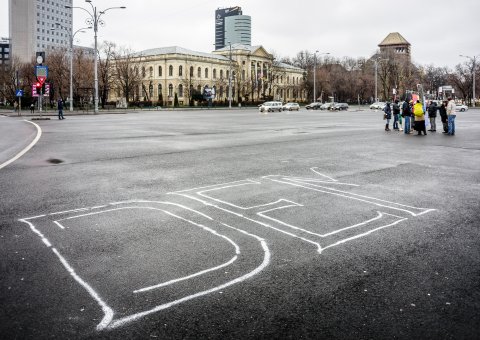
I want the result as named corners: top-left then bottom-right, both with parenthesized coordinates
top-left (383, 97), bottom-right (457, 136)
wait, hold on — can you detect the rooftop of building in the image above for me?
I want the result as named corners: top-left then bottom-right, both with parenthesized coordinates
top-left (378, 32), bottom-right (410, 46)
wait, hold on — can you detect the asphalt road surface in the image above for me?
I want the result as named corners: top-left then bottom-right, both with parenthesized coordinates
top-left (1, 108), bottom-right (479, 339)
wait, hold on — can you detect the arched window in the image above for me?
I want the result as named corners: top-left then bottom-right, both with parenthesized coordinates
top-left (179, 65), bottom-right (183, 77)
top-left (213, 69), bottom-right (217, 79)
top-left (190, 66), bottom-right (194, 77)
top-left (168, 84), bottom-right (173, 97)
top-left (205, 68), bottom-right (209, 78)
top-left (169, 65), bottom-right (173, 77)
top-left (220, 70), bottom-right (224, 79)
top-left (287, 76), bottom-right (290, 84)
top-left (197, 67), bottom-right (201, 78)
top-left (141, 67), bottom-right (146, 78)
top-left (157, 84), bottom-right (162, 98)
top-left (158, 66), bottom-right (162, 77)
top-left (149, 67), bottom-right (153, 78)
top-left (178, 84), bottom-right (184, 97)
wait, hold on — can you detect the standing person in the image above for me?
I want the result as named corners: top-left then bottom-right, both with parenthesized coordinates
top-left (427, 101), bottom-right (437, 132)
top-left (446, 97), bottom-right (456, 135)
top-left (30, 103), bottom-right (35, 114)
top-left (413, 100), bottom-right (427, 135)
top-left (57, 98), bottom-right (64, 120)
top-left (439, 101), bottom-right (448, 133)
top-left (402, 100), bottom-right (412, 134)
top-left (392, 100), bottom-right (400, 131)
top-left (383, 102), bottom-right (392, 131)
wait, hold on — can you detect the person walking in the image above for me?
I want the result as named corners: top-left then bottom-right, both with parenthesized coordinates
top-left (413, 100), bottom-right (427, 135)
top-left (439, 101), bottom-right (448, 133)
top-left (446, 97), bottom-right (456, 135)
top-left (383, 102), bottom-right (392, 131)
top-left (402, 100), bottom-right (412, 134)
top-left (57, 98), bottom-right (64, 120)
top-left (30, 103), bottom-right (35, 114)
top-left (392, 100), bottom-right (400, 131)
top-left (427, 101), bottom-right (437, 132)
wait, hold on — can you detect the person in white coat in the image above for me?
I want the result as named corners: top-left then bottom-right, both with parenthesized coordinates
top-left (446, 97), bottom-right (456, 135)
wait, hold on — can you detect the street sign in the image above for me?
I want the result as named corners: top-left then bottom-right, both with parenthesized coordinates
top-left (16, 89), bottom-right (24, 97)
top-left (35, 65), bottom-right (48, 84)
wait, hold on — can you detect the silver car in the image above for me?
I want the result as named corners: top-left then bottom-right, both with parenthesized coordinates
top-left (370, 102), bottom-right (386, 110)
top-left (282, 103), bottom-right (300, 111)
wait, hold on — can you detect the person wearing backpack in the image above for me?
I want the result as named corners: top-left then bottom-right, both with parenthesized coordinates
top-left (413, 100), bottom-right (427, 135)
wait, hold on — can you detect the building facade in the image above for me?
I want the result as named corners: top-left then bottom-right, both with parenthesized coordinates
top-left (378, 32), bottom-right (411, 63)
top-left (224, 15), bottom-right (251, 47)
top-left (215, 7), bottom-right (248, 50)
top-left (0, 40), bottom-right (10, 66)
top-left (8, 0), bottom-right (73, 63)
top-left (109, 44), bottom-right (306, 106)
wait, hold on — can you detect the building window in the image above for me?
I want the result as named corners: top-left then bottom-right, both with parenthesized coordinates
top-left (205, 68), bottom-right (209, 78)
top-left (157, 84), bottom-right (162, 99)
top-left (179, 65), bottom-right (183, 77)
top-left (158, 66), bottom-right (162, 77)
top-left (168, 84), bottom-right (173, 97)
top-left (197, 67), bottom-right (201, 78)
top-left (149, 83), bottom-right (153, 98)
top-left (219, 86), bottom-right (224, 97)
top-left (220, 70), bottom-right (224, 79)
top-left (142, 67), bottom-right (146, 78)
top-left (190, 66), bottom-right (194, 77)
top-left (213, 69), bottom-right (217, 79)
top-left (149, 66), bottom-right (153, 78)
top-left (169, 65), bottom-right (173, 77)
top-left (178, 84), bottom-right (184, 97)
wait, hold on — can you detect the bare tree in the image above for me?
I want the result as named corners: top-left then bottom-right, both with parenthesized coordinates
top-left (98, 41), bottom-right (116, 108)
top-left (112, 47), bottom-right (145, 103)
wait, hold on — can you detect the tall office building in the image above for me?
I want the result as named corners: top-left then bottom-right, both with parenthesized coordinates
top-left (8, 0), bottom-right (73, 63)
top-left (0, 39), bottom-right (10, 66)
top-left (215, 6), bottom-right (251, 50)
top-left (224, 15), bottom-right (251, 47)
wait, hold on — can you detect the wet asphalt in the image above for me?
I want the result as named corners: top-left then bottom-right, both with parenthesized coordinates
top-left (1, 107), bottom-right (479, 339)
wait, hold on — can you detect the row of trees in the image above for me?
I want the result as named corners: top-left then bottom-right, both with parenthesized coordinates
top-left (281, 50), bottom-right (479, 104)
top-left (1, 42), bottom-right (478, 108)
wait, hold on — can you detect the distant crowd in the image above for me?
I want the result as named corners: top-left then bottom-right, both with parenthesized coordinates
top-left (383, 98), bottom-right (457, 136)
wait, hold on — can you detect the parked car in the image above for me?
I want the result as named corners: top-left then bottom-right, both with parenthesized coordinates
top-left (305, 102), bottom-right (321, 110)
top-left (331, 103), bottom-right (349, 111)
top-left (282, 102), bottom-right (300, 111)
top-left (370, 102), bottom-right (386, 110)
top-left (455, 104), bottom-right (468, 112)
top-left (320, 102), bottom-right (336, 110)
top-left (259, 101), bottom-right (283, 113)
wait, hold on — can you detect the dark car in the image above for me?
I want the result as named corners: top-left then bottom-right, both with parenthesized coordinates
top-left (305, 102), bottom-right (321, 110)
top-left (331, 103), bottom-right (349, 111)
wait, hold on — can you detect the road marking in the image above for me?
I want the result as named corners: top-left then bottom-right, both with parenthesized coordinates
top-left (0, 120), bottom-right (42, 170)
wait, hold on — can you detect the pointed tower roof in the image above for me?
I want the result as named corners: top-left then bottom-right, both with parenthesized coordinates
top-left (378, 32), bottom-right (410, 46)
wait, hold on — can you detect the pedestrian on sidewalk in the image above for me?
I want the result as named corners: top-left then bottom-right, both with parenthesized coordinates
top-left (392, 100), bottom-right (400, 131)
top-left (446, 97), bottom-right (456, 135)
top-left (427, 101), bottom-right (437, 132)
top-left (402, 100), bottom-right (412, 134)
top-left (57, 98), bottom-right (64, 120)
top-left (439, 101), bottom-right (448, 133)
top-left (413, 100), bottom-right (427, 135)
top-left (383, 102), bottom-right (392, 131)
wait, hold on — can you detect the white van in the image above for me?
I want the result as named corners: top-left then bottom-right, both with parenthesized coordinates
top-left (259, 101), bottom-right (283, 113)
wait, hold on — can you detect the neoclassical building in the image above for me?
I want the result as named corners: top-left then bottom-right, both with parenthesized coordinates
top-left (110, 44), bottom-right (306, 106)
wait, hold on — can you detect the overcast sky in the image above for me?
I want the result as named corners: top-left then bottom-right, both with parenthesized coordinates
top-left (1, 0), bottom-right (479, 68)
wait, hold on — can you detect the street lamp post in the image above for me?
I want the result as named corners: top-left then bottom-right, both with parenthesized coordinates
top-left (460, 54), bottom-right (478, 107)
top-left (228, 41), bottom-right (232, 109)
top-left (374, 57), bottom-right (388, 103)
top-left (51, 24), bottom-right (91, 112)
top-left (313, 51), bottom-right (329, 103)
top-left (66, 1), bottom-right (125, 114)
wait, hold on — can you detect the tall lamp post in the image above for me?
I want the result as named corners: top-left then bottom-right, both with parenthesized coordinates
top-left (228, 41), bottom-right (232, 109)
top-left (459, 54), bottom-right (478, 107)
top-left (51, 24), bottom-right (91, 112)
top-left (66, 0), bottom-right (125, 114)
top-left (374, 56), bottom-right (388, 103)
top-left (313, 51), bottom-right (330, 103)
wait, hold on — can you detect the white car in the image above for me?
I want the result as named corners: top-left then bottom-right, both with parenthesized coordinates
top-left (259, 101), bottom-right (283, 113)
top-left (370, 102), bottom-right (386, 110)
top-left (455, 104), bottom-right (468, 112)
top-left (282, 102), bottom-right (300, 111)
